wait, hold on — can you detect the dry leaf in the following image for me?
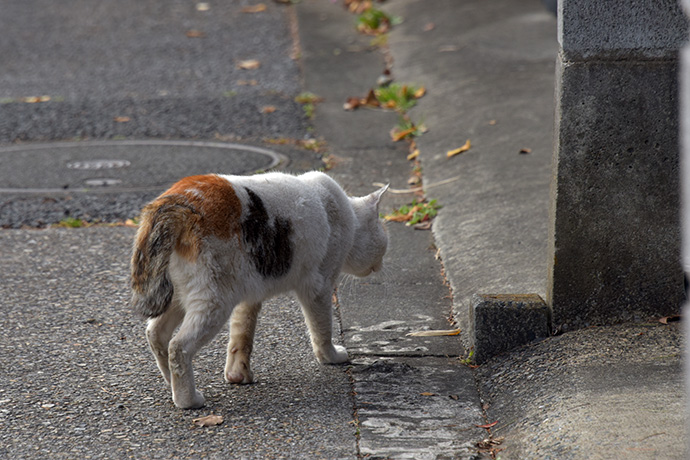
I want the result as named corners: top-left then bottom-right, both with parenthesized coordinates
top-left (406, 329), bottom-right (461, 337)
top-left (449, 394), bottom-right (459, 400)
top-left (413, 221), bottom-right (432, 231)
top-left (519, 148), bottom-right (532, 154)
top-left (185, 29), bottom-right (205, 38)
top-left (22, 95), bottom-right (51, 103)
top-left (362, 89), bottom-right (380, 107)
top-left (237, 79), bottom-right (258, 86)
top-left (260, 105), bottom-right (277, 114)
top-left (414, 86), bottom-right (426, 99)
top-left (439, 45), bottom-right (459, 52)
top-left (193, 414), bottom-right (224, 427)
top-left (242, 3), bottom-right (267, 13)
top-left (385, 205), bottom-right (422, 222)
top-left (238, 59), bottom-right (260, 70)
top-left (420, 392), bottom-right (436, 396)
top-left (659, 315), bottom-right (681, 324)
top-left (391, 127), bottom-right (416, 142)
top-left (113, 116), bottom-right (131, 123)
top-left (407, 149), bottom-right (420, 161)
top-left (447, 139), bottom-right (471, 158)
top-left (477, 436), bottom-right (505, 450)
top-left (423, 22), bottom-right (435, 32)
top-left (475, 421), bottom-right (498, 429)
top-left (344, 97), bottom-right (360, 111)
top-left (196, 2), bottom-right (210, 11)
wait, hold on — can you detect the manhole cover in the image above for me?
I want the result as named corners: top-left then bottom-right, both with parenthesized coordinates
top-left (0, 140), bottom-right (286, 193)
top-left (67, 159), bottom-right (132, 170)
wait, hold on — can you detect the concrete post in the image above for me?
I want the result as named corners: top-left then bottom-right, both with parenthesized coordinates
top-left (679, 0), bottom-right (690, 449)
top-left (547, 0), bottom-right (687, 331)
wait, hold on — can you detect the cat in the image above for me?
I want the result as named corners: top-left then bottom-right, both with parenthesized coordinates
top-left (130, 171), bottom-right (388, 409)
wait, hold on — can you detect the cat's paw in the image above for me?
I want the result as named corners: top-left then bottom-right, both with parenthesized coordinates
top-left (224, 367), bottom-right (254, 384)
top-left (224, 358), bottom-right (254, 384)
top-left (317, 344), bottom-right (349, 364)
top-left (173, 389), bottom-right (206, 410)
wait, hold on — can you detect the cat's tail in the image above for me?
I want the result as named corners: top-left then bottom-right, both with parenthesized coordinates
top-left (130, 195), bottom-right (201, 318)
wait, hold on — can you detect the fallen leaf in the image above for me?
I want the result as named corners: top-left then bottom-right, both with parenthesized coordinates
top-left (391, 127), bottom-right (417, 142)
top-left (406, 329), bottom-right (461, 337)
top-left (489, 119), bottom-right (497, 125)
top-left (413, 221), bottom-right (432, 231)
top-left (237, 79), bottom-right (258, 86)
top-left (659, 315), bottom-right (681, 324)
top-left (242, 3), bottom-right (267, 13)
top-left (185, 29), bottom-right (205, 38)
top-left (362, 89), bottom-right (380, 107)
top-left (447, 139), bottom-right (471, 158)
top-left (475, 421), bottom-right (498, 429)
top-left (414, 86), bottom-right (426, 99)
top-left (439, 45), bottom-right (459, 52)
top-left (519, 148), bottom-right (532, 154)
top-left (420, 392), bottom-right (436, 396)
top-left (449, 394), bottom-right (459, 400)
top-left (193, 414), bottom-right (224, 427)
top-left (196, 2), bottom-right (210, 11)
top-left (407, 149), bottom-right (420, 161)
top-left (113, 116), bottom-right (131, 123)
top-left (22, 95), bottom-right (51, 103)
top-left (384, 205), bottom-right (421, 222)
top-left (423, 22), bottom-right (435, 32)
top-left (237, 59), bottom-right (261, 70)
top-left (477, 436), bottom-right (505, 450)
top-left (260, 105), bottom-right (277, 114)
top-left (343, 97), bottom-right (360, 111)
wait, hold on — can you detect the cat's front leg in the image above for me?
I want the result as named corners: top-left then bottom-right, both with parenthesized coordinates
top-left (225, 302), bottom-right (261, 384)
top-left (296, 288), bottom-right (349, 364)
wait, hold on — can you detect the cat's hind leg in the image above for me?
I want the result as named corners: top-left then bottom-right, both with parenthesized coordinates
top-left (296, 287), bottom-right (349, 364)
top-left (145, 299), bottom-right (185, 385)
top-left (168, 300), bottom-right (233, 409)
top-left (225, 301), bottom-right (261, 384)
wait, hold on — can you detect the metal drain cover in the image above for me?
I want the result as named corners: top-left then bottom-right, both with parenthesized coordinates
top-left (0, 140), bottom-right (286, 192)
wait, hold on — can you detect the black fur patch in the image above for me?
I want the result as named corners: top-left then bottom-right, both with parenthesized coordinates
top-left (241, 188), bottom-right (293, 278)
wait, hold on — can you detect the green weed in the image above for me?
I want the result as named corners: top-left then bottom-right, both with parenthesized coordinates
top-left (384, 199), bottom-right (441, 226)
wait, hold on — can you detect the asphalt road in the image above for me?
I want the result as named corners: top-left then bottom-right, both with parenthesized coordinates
top-left (0, 1), bottom-right (357, 458)
top-left (0, 0), bottom-right (320, 228)
top-left (0, 1), bottom-right (485, 459)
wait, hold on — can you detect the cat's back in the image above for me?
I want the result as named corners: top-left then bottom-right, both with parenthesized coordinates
top-left (221, 171), bottom-right (353, 222)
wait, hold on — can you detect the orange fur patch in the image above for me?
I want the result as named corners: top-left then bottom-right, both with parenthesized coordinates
top-left (151, 175), bottom-right (243, 261)
top-left (163, 174), bottom-right (243, 238)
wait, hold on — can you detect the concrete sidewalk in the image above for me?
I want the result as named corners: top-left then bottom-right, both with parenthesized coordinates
top-left (374, 0), bottom-right (685, 458)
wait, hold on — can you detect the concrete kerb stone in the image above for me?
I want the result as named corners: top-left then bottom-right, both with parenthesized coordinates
top-left (470, 294), bottom-right (551, 364)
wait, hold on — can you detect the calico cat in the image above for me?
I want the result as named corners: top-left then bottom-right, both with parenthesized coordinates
top-left (130, 171), bottom-right (388, 409)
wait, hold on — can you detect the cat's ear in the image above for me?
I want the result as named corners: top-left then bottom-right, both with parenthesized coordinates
top-left (365, 184), bottom-right (389, 210)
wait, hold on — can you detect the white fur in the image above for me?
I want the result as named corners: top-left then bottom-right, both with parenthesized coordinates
top-left (143, 171), bottom-right (388, 409)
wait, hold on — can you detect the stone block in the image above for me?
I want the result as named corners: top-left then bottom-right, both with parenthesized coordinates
top-left (470, 294), bottom-right (550, 364)
top-left (559, 0), bottom-right (688, 60)
top-left (548, 58), bottom-right (684, 331)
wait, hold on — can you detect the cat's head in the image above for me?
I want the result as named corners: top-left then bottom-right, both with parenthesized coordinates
top-left (344, 184), bottom-right (389, 277)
